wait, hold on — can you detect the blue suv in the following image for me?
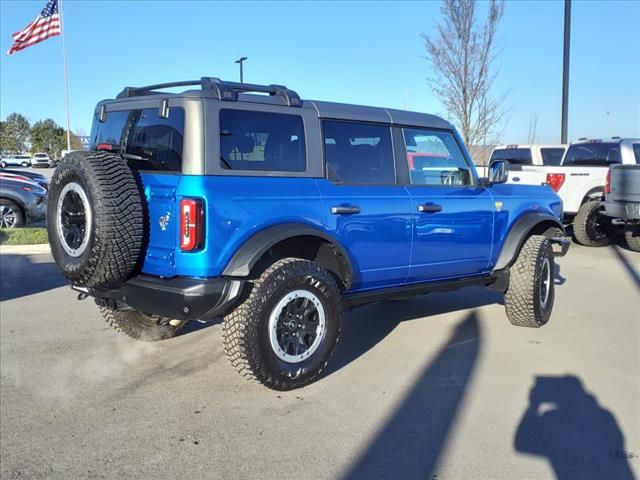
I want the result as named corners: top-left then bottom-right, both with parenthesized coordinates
top-left (47, 78), bottom-right (569, 390)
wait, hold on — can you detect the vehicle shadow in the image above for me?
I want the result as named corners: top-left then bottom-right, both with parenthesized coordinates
top-left (0, 254), bottom-right (67, 301)
top-left (515, 375), bottom-right (636, 480)
top-left (326, 287), bottom-right (501, 377)
top-left (611, 244), bottom-right (640, 291)
top-left (341, 311), bottom-right (482, 480)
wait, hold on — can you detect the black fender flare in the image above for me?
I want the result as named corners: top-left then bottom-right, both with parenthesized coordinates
top-left (222, 223), bottom-right (355, 287)
top-left (492, 212), bottom-right (564, 272)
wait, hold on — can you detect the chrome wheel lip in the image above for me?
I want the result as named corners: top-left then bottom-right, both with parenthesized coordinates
top-left (539, 257), bottom-right (551, 308)
top-left (268, 289), bottom-right (326, 364)
top-left (57, 182), bottom-right (92, 258)
top-left (0, 205), bottom-right (18, 228)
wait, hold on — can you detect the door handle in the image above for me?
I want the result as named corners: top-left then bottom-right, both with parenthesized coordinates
top-left (417, 204), bottom-right (442, 213)
top-left (331, 206), bottom-right (361, 215)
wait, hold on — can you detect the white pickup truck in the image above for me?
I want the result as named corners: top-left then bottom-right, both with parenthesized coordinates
top-left (481, 138), bottom-right (640, 245)
top-left (478, 144), bottom-right (566, 184)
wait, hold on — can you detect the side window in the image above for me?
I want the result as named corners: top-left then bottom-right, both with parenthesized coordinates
top-left (403, 128), bottom-right (473, 186)
top-left (220, 109), bottom-right (306, 172)
top-left (540, 148), bottom-right (565, 166)
top-left (125, 108), bottom-right (185, 172)
top-left (633, 143), bottom-right (640, 164)
top-left (322, 120), bottom-right (395, 184)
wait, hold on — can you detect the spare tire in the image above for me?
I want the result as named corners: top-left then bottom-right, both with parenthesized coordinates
top-left (47, 151), bottom-right (144, 289)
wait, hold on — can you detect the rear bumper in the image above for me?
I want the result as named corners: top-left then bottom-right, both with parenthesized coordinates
top-left (601, 201), bottom-right (640, 221)
top-left (85, 275), bottom-right (245, 321)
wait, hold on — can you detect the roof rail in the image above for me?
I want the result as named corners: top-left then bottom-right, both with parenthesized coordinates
top-left (116, 77), bottom-right (302, 107)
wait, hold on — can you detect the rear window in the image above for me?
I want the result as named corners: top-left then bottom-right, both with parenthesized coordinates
top-left (540, 148), bottom-right (565, 166)
top-left (219, 109), bottom-right (306, 172)
top-left (90, 107), bottom-right (185, 172)
top-left (633, 143), bottom-right (640, 164)
top-left (563, 142), bottom-right (620, 166)
top-left (490, 148), bottom-right (533, 165)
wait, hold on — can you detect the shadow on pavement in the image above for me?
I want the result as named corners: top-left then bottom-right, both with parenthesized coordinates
top-left (611, 245), bottom-right (640, 291)
top-left (0, 254), bottom-right (67, 301)
top-left (327, 287), bottom-right (500, 377)
top-left (515, 375), bottom-right (636, 480)
top-left (341, 311), bottom-right (481, 480)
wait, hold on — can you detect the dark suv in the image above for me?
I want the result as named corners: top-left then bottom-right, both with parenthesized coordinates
top-left (47, 77), bottom-right (569, 390)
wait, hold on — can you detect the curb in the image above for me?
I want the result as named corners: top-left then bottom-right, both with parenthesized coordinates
top-left (0, 244), bottom-right (51, 255)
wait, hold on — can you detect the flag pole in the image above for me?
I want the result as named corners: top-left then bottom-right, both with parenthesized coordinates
top-left (59, 0), bottom-right (71, 151)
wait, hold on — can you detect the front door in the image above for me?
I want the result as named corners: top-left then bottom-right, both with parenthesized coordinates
top-left (400, 127), bottom-right (494, 282)
top-left (317, 120), bottom-right (412, 291)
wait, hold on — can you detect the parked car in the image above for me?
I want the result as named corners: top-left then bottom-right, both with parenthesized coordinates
top-left (32, 152), bottom-right (53, 168)
top-left (0, 154), bottom-right (32, 168)
top-left (484, 138), bottom-right (639, 244)
top-left (0, 169), bottom-right (48, 190)
top-left (478, 144), bottom-right (567, 184)
top-left (46, 77), bottom-right (570, 390)
top-left (0, 176), bottom-right (47, 228)
top-left (600, 164), bottom-right (640, 251)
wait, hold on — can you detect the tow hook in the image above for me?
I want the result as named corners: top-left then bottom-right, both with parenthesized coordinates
top-left (549, 236), bottom-right (571, 257)
top-left (71, 285), bottom-right (90, 301)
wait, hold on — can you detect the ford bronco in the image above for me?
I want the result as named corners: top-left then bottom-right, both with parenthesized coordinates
top-left (47, 77), bottom-right (570, 390)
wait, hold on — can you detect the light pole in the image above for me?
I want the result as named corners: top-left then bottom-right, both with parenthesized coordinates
top-left (235, 57), bottom-right (247, 83)
top-left (561, 0), bottom-right (571, 144)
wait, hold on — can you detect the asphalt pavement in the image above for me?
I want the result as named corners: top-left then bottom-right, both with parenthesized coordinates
top-left (1, 244), bottom-right (639, 480)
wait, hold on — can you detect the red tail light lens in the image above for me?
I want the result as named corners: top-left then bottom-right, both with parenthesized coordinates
top-left (605, 169), bottom-right (611, 194)
top-left (546, 173), bottom-right (566, 192)
top-left (96, 143), bottom-right (113, 151)
top-left (180, 198), bottom-right (204, 251)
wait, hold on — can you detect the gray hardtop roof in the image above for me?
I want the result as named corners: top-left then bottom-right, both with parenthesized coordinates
top-left (99, 77), bottom-right (452, 131)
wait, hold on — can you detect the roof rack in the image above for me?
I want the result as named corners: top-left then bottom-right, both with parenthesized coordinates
top-left (116, 77), bottom-right (302, 107)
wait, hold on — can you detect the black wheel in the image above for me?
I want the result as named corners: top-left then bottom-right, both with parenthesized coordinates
top-left (0, 161), bottom-right (6, 168)
top-left (624, 226), bottom-right (640, 252)
top-left (21, 161), bottom-right (29, 167)
top-left (47, 151), bottom-right (144, 289)
top-left (99, 305), bottom-right (184, 341)
top-left (573, 200), bottom-right (612, 247)
top-left (505, 235), bottom-right (555, 328)
top-left (223, 258), bottom-right (342, 391)
top-left (0, 199), bottom-right (24, 228)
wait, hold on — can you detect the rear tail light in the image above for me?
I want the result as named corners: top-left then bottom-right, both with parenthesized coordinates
top-left (605, 169), bottom-right (611, 194)
top-left (546, 173), bottom-right (566, 192)
top-left (180, 198), bottom-right (204, 251)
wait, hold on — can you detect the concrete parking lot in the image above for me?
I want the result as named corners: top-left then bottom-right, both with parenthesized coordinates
top-left (1, 244), bottom-right (638, 480)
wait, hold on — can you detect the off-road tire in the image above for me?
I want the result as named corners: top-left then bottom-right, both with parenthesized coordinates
top-left (223, 258), bottom-right (342, 391)
top-left (47, 151), bottom-right (144, 289)
top-left (505, 235), bottom-right (555, 328)
top-left (0, 199), bottom-right (24, 228)
top-left (624, 227), bottom-right (640, 252)
top-left (99, 305), bottom-right (183, 341)
top-left (573, 200), bottom-right (613, 247)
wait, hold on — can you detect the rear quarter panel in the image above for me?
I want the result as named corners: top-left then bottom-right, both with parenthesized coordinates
top-left (173, 176), bottom-right (323, 277)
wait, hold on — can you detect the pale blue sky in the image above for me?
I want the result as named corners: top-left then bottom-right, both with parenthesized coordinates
top-left (1, 0), bottom-right (639, 144)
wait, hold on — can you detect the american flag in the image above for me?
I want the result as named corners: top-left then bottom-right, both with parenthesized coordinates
top-left (7, 0), bottom-right (61, 55)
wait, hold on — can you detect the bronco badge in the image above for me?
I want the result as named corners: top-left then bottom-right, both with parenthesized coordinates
top-left (159, 211), bottom-right (171, 231)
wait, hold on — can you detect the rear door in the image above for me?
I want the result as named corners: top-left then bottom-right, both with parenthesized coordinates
top-left (316, 120), bottom-right (412, 291)
top-left (399, 127), bottom-right (494, 281)
top-left (91, 104), bottom-right (186, 277)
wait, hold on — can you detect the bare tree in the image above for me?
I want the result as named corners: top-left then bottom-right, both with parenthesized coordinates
top-left (527, 113), bottom-right (538, 144)
top-left (422, 0), bottom-right (506, 148)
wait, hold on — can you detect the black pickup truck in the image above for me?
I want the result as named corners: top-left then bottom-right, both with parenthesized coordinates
top-left (602, 164), bottom-right (640, 251)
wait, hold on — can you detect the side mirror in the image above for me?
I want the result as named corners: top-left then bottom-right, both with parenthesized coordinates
top-left (488, 160), bottom-right (508, 185)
